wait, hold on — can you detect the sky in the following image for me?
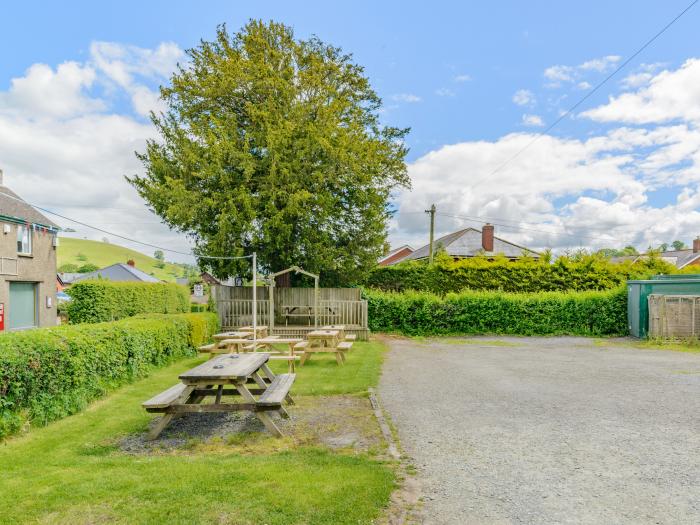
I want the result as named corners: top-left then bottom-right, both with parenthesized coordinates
top-left (2, 0), bottom-right (700, 262)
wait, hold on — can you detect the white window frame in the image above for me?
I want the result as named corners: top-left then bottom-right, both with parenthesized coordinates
top-left (17, 224), bottom-right (32, 255)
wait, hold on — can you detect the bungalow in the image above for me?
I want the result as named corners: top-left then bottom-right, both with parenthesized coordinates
top-left (0, 170), bottom-right (59, 329)
top-left (72, 261), bottom-right (161, 283)
top-left (378, 245), bottom-right (414, 266)
top-left (394, 224), bottom-right (540, 264)
top-left (612, 238), bottom-right (700, 269)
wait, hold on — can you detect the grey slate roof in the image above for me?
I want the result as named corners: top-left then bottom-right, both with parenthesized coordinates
top-left (73, 263), bottom-right (161, 283)
top-left (613, 250), bottom-right (700, 269)
top-left (0, 185), bottom-right (58, 228)
top-left (58, 272), bottom-right (84, 285)
top-left (400, 228), bottom-right (540, 262)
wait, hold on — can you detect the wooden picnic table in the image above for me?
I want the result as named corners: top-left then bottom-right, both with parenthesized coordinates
top-left (298, 329), bottom-right (352, 366)
top-left (213, 331), bottom-right (253, 342)
top-left (142, 353), bottom-right (295, 439)
top-left (254, 336), bottom-right (303, 372)
top-left (238, 325), bottom-right (269, 338)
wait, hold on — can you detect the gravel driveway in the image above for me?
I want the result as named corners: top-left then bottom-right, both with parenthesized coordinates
top-left (379, 337), bottom-right (700, 524)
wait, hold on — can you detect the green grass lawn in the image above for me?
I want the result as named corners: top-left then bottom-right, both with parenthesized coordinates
top-left (0, 342), bottom-right (393, 524)
top-left (58, 237), bottom-right (184, 282)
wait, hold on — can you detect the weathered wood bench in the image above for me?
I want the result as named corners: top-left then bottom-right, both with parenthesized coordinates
top-left (344, 334), bottom-right (357, 341)
top-left (258, 373), bottom-right (296, 410)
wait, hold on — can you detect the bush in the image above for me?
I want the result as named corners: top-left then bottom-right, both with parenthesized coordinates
top-left (364, 287), bottom-right (627, 336)
top-left (0, 312), bottom-right (218, 439)
top-left (77, 263), bottom-right (99, 273)
top-left (190, 303), bottom-right (208, 312)
top-left (365, 253), bottom-right (676, 294)
top-left (66, 281), bottom-right (190, 323)
top-left (58, 263), bottom-right (78, 273)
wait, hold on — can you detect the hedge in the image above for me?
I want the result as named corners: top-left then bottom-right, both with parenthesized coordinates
top-left (66, 280), bottom-right (190, 323)
top-left (365, 287), bottom-right (627, 336)
top-left (365, 253), bottom-right (676, 294)
top-left (0, 312), bottom-right (218, 439)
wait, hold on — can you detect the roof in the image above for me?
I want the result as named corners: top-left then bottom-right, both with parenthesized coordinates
top-left (0, 185), bottom-right (58, 229)
top-left (378, 245), bottom-right (414, 264)
top-left (58, 272), bottom-right (84, 285)
top-left (614, 250), bottom-right (700, 269)
top-left (73, 263), bottom-right (161, 283)
top-left (401, 228), bottom-right (540, 262)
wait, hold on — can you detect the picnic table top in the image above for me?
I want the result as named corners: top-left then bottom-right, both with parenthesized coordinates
top-left (239, 326), bottom-right (267, 332)
top-left (307, 329), bottom-right (340, 338)
top-left (179, 353), bottom-right (269, 383)
top-left (213, 331), bottom-right (251, 340)
top-left (321, 325), bottom-right (346, 330)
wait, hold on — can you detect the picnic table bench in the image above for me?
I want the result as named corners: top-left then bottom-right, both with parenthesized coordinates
top-left (142, 353), bottom-right (295, 439)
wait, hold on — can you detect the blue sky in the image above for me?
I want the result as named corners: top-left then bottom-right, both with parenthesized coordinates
top-left (2, 1), bottom-right (700, 259)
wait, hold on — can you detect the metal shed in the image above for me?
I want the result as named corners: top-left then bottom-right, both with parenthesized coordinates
top-left (627, 278), bottom-right (700, 337)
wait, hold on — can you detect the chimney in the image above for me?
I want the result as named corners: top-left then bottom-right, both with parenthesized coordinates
top-left (694, 237), bottom-right (700, 254)
top-left (482, 223), bottom-right (494, 252)
top-left (126, 259), bottom-right (135, 267)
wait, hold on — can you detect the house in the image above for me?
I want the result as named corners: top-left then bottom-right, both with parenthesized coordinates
top-left (395, 224), bottom-right (540, 264)
top-left (72, 261), bottom-right (161, 283)
top-left (378, 245), bottom-right (414, 266)
top-left (0, 170), bottom-right (59, 329)
top-left (612, 238), bottom-right (700, 269)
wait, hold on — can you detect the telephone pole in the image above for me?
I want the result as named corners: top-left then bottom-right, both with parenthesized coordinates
top-left (425, 204), bottom-right (436, 264)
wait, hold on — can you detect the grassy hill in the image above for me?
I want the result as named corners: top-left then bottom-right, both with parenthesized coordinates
top-left (57, 237), bottom-right (186, 282)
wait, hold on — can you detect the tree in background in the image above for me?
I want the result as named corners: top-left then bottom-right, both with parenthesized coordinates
top-left (153, 249), bottom-right (166, 269)
top-left (671, 240), bottom-right (687, 251)
top-left (77, 263), bottom-right (99, 273)
top-left (596, 245), bottom-right (639, 258)
top-left (58, 263), bottom-right (79, 273)
top-left (129, 21), bottom-right (409, 286)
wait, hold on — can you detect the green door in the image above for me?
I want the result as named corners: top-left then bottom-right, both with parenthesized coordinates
top-left (8, 282), bottom-right (37, 330)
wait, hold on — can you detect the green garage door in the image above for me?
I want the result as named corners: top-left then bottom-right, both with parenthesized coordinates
top-left (8, 282), bottom-right (37, 330)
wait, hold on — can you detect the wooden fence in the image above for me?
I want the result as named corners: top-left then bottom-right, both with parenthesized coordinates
top-left (648, 294), bottom-right (700, 338)
top-left (211, 285), bottom-right (367, 332)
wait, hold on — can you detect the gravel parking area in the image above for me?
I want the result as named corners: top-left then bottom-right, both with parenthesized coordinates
top-left (379, 337), bottom-right (700, 524)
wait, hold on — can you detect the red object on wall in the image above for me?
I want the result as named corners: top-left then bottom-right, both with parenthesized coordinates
top-left (0, 303), bottom-right (5, 331)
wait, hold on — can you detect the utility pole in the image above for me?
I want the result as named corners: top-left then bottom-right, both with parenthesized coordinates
top-left (425, 204), bottom-right (436, 264)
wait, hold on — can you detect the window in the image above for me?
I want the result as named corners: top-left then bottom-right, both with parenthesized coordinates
top-left (17, 224), bottom-right (31, 255)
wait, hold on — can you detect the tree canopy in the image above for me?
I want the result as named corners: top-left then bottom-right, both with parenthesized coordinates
top-left (129, 21), bottom-right (409, 286)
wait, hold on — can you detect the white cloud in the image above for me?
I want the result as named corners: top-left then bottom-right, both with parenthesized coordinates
top-left (435, 88), bottom-right (455, 97)
top-left (454, 74), bottom-right (471, 82)
top-left (583, 59), bottom-right (700, 124)
top-left (521, 114), bottom-right (544, 127)
top-left (544, 55), bottom-right (620, 88)
top-left (391, 93), bottom-right (421, 103)
top-left (512, 89), bottom-right (535, 106)
top-left (0, 41), bottom-right (194, 262)
top-left (390, 117), bottom-right (700, 252)
top-left (577, 81), bottom-right (592, 90)
top-left (0, 62), bottom-right (104, 118)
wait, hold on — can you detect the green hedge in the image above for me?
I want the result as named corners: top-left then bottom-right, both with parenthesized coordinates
top-left (0, 312), bottom-right (218, 439)
top-left (66, 280), bottom-right (190, 323)
top-left (366, 253), bottom-right (675, 294)
top-left (365, 287), bottom-right (627, 336)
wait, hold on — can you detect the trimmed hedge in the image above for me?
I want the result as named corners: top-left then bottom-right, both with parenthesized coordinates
top-left (66, 280), bottom-right (190, 323)
top-left (0, 312), bottom-right (218, 439)
top-left (366, 253), bottom-right (675, 294)
top-left (365, 287), bottom-right (627, 336)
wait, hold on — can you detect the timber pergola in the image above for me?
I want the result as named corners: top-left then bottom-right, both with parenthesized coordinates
top-left (266, 266), bottom-right (320, 332)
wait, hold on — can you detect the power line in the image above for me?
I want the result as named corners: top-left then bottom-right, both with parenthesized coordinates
top-left (470, 0), bottom-right (698, 190)
top-left (0, 192), bottom-right (252, 260)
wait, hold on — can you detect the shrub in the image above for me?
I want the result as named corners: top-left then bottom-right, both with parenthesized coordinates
top-left (58, 263), bottom-right (78, 273)
top-left (365, 253), bottom-right (676, 294)
top-left (66, 281), bottom-right (190, 323)
top-left (77, 263), bottom-right (99, 273)
top-left (364, 287), bottom-right (627, 336)
top-left (0, 312), bottom-right (218, 439)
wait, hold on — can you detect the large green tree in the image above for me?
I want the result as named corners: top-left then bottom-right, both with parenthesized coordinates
top-left (129, 21), bottom-right (409, 286)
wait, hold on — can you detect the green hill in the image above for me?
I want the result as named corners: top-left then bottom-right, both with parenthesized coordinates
top-left (57, 237), bottom-right (187, 282)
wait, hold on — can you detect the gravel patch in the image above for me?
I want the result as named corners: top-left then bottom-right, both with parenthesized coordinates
top-left (379, 336), bottom-right (700, 524)
top-left (120, 395), bottom-right (383, 455)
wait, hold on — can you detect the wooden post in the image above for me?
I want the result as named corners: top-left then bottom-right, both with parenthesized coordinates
top-left (269, 280), bottom-right (275, 334)
top-left (314, 276), bottom-right (319, 327)
top-left (426, 203), bottom-right (436, 264)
